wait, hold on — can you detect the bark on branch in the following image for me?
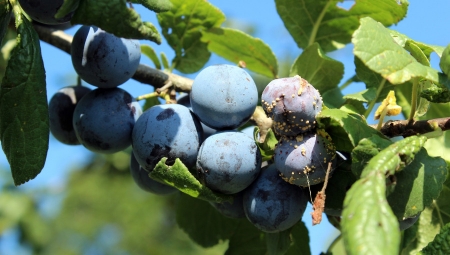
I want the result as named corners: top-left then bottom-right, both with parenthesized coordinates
top-left (32, 24), bottom-right (193, 92)
top-left (375, 117), bottom-right (450, 137)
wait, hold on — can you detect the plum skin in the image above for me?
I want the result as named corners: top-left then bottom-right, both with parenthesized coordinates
top-left (275, 131), bottom-right (336, 187)
top-left (261, 76), bottom-right (322, 136)
top-left (73, 88), bottom-right (142, 154)
top-left (196, 131), bottom-right (262, 194)
top-left (49, 85), bottom-right (91, 145)
top-left (243, 164), bottom-right (308, 233)
top-left (190, 65), bottom-right (258, 130)
top-left (18, 0), bottom-right (73, 25)
top-left (132, 104), bottom-right (203, 172)
top-left (130, 151), bottom-right (177, 195)
top-left (71, 26), bottom-right (141, 88)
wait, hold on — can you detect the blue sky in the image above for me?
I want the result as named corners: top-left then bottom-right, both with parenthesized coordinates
top-left (1, 0), bottom-right (450, 254)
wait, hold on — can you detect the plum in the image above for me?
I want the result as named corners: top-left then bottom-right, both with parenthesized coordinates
top-left (19, 0), bottom-right (73, 25)
top-left (196, 131), bottom-right (262, 194)
top-left (275, 131), bottom-right (336, 187)
top-left (261, 76), bottom-right (322, 136)
top-left (130, 151), bottom-right (177, 195)
top-left (49, 85), bottom-right (91, 145)
top-left (190, 65), bottom-right (258, 130)
top-left (73, 88), bottom-right (142, 153)
top-left (243, 164), bottom-right (308, 233)
top-left (177, 93), bottom-right (217, 139)
top-left (71, 26), bottom-right (141, 88)
top-left (132, 104), bottom-right (203, 171)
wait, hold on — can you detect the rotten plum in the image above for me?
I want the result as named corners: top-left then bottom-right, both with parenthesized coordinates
top-left (261, 76), bottom-right (322, 136)
top-left (274, 131), bottom-right (336, 187)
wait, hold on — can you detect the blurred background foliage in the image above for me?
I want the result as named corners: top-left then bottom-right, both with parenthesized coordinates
top-left (0, 151), bottom-right (230, 255)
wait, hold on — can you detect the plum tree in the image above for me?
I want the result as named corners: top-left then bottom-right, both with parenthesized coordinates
top-left (132, 104), bottom-right (203, 171)
top-left (196, 131), bottom-right (262, 194)
top-left (261, 76), bottom-right (322, 136)
top-left (190, 65), bottom-right (258, 130)
top-left (130, 151), bottom-right (178, 195)
top-left (274, 131), bottom-right (336, 187)
top-left (71, 25), bottom-right (141, 88)
top-left (48, 85), bottom-right (91, 145)
top-left (242, 164), bottom-right (308, 233)
top-left (2, 1), bottom-right (450, 254)
top-left (18, 0), bottom-right (73, 25)
top-left (72, 88), bottom-right (142, 153)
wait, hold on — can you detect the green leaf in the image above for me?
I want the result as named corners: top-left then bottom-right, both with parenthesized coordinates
top-left (175, 193), bottom-right (238, 248)
top-left (157, 0), bottom-right (225, 73)
top-left (419, 222), bottom-right (450, 255)
top-left (150, 158), bottom-right (231, 203)
top-left (400, 207), bottom-right (442, 255)
top-left (387, 149), bottom-right (447, 219)
top-left (141, 44), bottom-right (161, 69)
top-left (351, 135), bottom-right (392, 177)
top-left (433, 174), bottom-right (450, 225)
top-left (266, 229), bottom-right (291, 255)
top-left (341, 170), bottom-right (400, 255)
top-left (55, 0), bottom-right (79, 19)
top-left (71, 0), bottom-right (161, 43)
top-left (290, 43), bottom-right (345, 106)
top-left (354, 56), bottom-right (398, 104)
top-left (225, 220), bottom-right (267, 255)
top-left (389, 29), bottom-right (445, 58)
top-left (353, 17), bottom-right (441, 85)
top-left (275, 0), bottom-right (408, 52)
top-left (316, 108), bottom-right (384, 152)
top-left (405, 40), bottom-right (430, 66)
top-left (160, 52), bottom-right (169, 70)
top-left (201, 27), bottom-right (278, 78)
top-left (342, 136), bottom-right (428, 255)
top-left (285, 222), bottom-right (311, 255)
top-left (420, 85), bottom-right (450, 103)
top-left (0, 1), bottom-right (12, 44)
top-left (131, 0), bottom-right (172, 12)
top-left (0, 12), bottom-right (48, 185)
top-left (255, 127), bottom-right (278, 161)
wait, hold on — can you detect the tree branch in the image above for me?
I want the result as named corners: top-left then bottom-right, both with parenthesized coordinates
top-left (32, 24), bottom-right (193, 92)
top-left (375, 117), bottom-right (450, 137)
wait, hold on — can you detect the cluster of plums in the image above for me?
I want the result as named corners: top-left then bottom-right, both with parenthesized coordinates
top-left (261, 76), bottom-right (337, 188)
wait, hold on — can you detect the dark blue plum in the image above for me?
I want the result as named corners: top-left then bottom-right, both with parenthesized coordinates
top-left (73, 88), bottom-right (142, 153)
top-left (132, 104), bottom-right (203, 171)
top-left (190, 65), bottom-right (258, 130)
top-left (19, 0), bottom-right (73, 25)
top-left (261, 76), bottom-right (322, 136)
top-left (196, 131), bottom-right (262, 194)
top-left (243, 164), bottom-right (308, 233)
top-left (71, 26), bottom-right (141, 88)
top-left (275, 131), bottom-right (336, 187)
top-left (209, 191), bottom-right (245, 219)
top-left (49, 85), bottom-right (91, 145)
top-left (177, 94), bottom-right (217, 139)
top-left (130, 151), bottom-right (177, 195)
